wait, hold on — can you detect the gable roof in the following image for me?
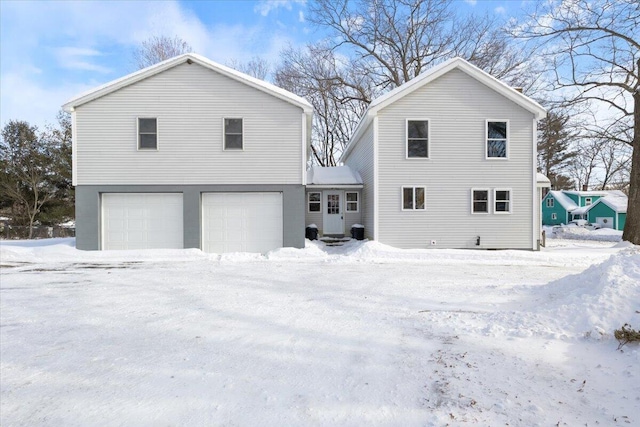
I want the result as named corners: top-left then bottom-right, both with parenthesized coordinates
top-left (547, 190), bottom-right (579, 211)
top-left (341, 57), bottom-right (547, 161)
top-left (587, 193), bottom-right (628, 214)
top-left (62, 53), bottom-right (313, 113)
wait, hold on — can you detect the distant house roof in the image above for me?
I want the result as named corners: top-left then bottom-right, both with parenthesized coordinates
top-left (306, 166), bottom-right (363, 187)
top-left (537, 173), bottom-right (551, 188)
top-left (62, 53), bottom-right (313, 114)
top-left (341, 57), bottom-right (547, 162)
top-left (548, 190), bottom-right (579, 211)
top-left (589, 193), bottom-right (628, 214)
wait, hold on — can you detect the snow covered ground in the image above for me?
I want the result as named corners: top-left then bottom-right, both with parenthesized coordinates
top-left (1, 237), bottom-right (639, 426)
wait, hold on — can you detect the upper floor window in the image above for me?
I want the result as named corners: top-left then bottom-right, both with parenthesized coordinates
top-left (487, 120), bottom-right (508, 158)
top-left (585, 197), bottom-right (592, 206)
top-left (494, 189), bottom-right (511, 213)
top-left (402, 186), bottom-right (426, 210)
top-left (406, 120), bottom-right (429, 158)
top-left (346, 192), bottom-right (359, 212)
top-left (224, 118), bottom-right (243, 150)
top-left (138, 118), bottom-right (157, 150)
top-left (308, 192), bottom-right (321, 212)
top-left (546, 198), bottom-right (554, 208)
top-left (472, 189), bottom-right (489, 213)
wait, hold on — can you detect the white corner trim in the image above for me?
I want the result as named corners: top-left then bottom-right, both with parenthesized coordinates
top-left (532, 118), bottom-right (537, 250)
top-left (302, 112), bottom-right (307, 185)
top-left (373, 116), bottom-right (379, 241)
top-left (71, 111), bottom-right (77, 186)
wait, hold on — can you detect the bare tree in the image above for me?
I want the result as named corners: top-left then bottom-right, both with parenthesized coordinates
top-left (568, 139), bottom-right (600, 191)
top-left (513, 0), bottom-right (639, 243)
top-left (227, 57), bottom-right (271, 80)
top-left (282, 0), bottom-right (538, 165)
top-left (133, 35), bottom-right (192, 69)
top-left (275, 44), bottom-right (371, 166)
top-left (598, 139), bottom-right (632, 190)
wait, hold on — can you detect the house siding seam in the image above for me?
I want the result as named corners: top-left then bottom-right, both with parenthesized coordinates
top-left (375, 69), bottom-right (535, 249)
top-left (343, 121), bottom-right (375, 240)
top-left (74, 62), bottom-right (303, 185)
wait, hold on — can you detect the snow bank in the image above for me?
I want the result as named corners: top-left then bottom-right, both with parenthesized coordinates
top-left (546, 225), bottom-right (623, 242)
top-left (536, 247), bottom-right (640, 339)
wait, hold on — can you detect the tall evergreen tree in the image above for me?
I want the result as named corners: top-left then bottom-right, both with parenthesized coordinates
top-left (537, 111), bottom-right (577, 189)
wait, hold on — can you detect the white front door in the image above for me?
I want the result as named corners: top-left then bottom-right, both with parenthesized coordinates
top-left (323, 191), bottom-right (344, 235)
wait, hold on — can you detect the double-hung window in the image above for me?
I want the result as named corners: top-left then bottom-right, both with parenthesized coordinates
top-left (486, 120), bottom-right (508, 158)
top-left (494, 189), bottom-right (511, 213)
top-left (402, 187), bottom-right (426, 210)
top-left (472, 189), bottom-right (489, 213)
top-left (308, 192), bottom-right (321, 213)
top-left (224, 118), bottom-right (243, 150)
top-left (346, 192), bottom-right (359, 212)
top-left (406, 120), bottom-right (429, 158)
top-left (585, 197), bottom-right (592, 206)
top-left (546, 198), bottom-right (554, 208)
top-left (138, 118), bottom-right (157, 150)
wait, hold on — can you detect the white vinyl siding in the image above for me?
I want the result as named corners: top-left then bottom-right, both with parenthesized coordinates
top-left (343, 121), bottom-right (375, 239)
top-left (75, 62), bottom-right (303, 185)
top-left (375, 69), bottom-right (535, 249)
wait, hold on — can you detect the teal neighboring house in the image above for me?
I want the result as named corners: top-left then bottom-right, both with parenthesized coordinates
top-left (586, 192), bottom-right (627, 230)
top-left (541, 189), bottom-right (628, 230)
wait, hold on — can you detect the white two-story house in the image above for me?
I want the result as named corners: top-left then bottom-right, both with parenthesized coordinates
top-left (341, 58), bottom-right (548, 250)
top-left (63, 53), bottom-right (312, 253)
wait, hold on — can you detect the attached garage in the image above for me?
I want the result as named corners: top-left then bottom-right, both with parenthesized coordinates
top-left (101, 193), bottom-right (183, 250)
top-left (202, 192), bottom-right (283, 253)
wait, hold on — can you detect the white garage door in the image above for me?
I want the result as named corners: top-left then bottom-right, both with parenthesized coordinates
top-left (102, 193), bottom-right (183, 250)
top-left (595, 217), bottom-right (614, 229)
top-left (202, 192), bottom-right (283, 253)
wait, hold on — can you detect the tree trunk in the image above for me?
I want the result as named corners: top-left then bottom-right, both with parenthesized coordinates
top-left (622, 89), bottom-right (640, 244)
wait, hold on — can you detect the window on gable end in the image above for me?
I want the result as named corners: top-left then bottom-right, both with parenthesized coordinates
top-left (224, 118), bottom-right (243, 150)
top-left (138, 118), bottom-right (157, 150)
top-left (406, 120), bottom-right (429, 158)
top-left (487, 121), bottom-right (508, 158)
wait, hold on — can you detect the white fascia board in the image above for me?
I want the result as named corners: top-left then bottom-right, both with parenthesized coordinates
top-left (305, 184), bottom-right (364, 189)
top-left (62, 53), bottom-right (313, 113)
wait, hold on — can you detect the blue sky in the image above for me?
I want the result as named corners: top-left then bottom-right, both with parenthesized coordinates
top-left (0, 0), bottom-right (519, 129)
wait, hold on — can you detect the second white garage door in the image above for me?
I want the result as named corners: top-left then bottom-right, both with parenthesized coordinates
top-left (202, 192), bottom-right (283, 253)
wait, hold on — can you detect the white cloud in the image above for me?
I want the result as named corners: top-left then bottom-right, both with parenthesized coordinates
top-left (464, 0), bottom-right (478, 6)
top-left (253, 0), bottom-right (306, 17)
top-left (54, 47), bottom-right (112, 74)
top-left (299, 10), bottom-right (305, 23)
top-left (495, 6), bottom-right (507, 15)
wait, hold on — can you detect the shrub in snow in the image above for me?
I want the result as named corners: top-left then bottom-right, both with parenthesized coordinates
top-left (614, 324), bottom-right (640, 350)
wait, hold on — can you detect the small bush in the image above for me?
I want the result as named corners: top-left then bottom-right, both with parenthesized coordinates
top-left (614, 324), bottom-right (640, 350)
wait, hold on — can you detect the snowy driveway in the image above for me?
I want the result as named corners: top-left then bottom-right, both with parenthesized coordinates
top-left (1, 239), bottom-right (638, 426)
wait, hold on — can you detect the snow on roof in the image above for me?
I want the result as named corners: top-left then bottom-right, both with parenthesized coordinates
top-left (62, 53), bottom-right (312, 113)
top-left (563, 190), bottom-right (610, 197)
top-left (537, 173), bottom-right (551, 187)
top-left (306, 166), bottom-right (363, 186)
top-left (593, 193), bottom-right (628, 213)
top-left (548, 190), bottom-right (578, 211)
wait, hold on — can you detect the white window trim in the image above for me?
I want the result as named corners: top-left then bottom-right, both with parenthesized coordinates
top-left (471, 188), bottom-right (490, 214)
top-left (546, 198), bottom-right (554, 208)
top-left (585, 197), bottom-right (592, 206)
top-left (345, 191), bottom-right (359, 213)
top-left (551, 213), bottom-right (557, 220)
top-left (137, 117), bottom-right (158, 151)
top-left (494, 188), bottom-right (512, 214)
top-left (223, 117), bottom-right (244, 151)
top-left (401, 186), bottom-right (426, 211)
top-left (307, 191), bottom-right (321, 214)
top-left (485, 119), bottom-right (509, 160)
top-left (405, 118), bottom-right (430, 159)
